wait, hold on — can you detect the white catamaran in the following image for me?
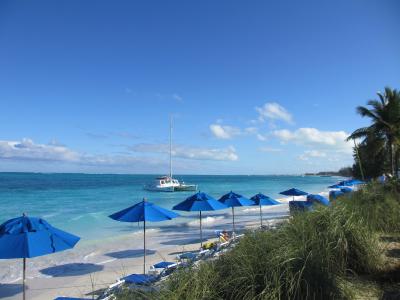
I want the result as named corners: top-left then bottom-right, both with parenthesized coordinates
top-left (144, 118), bottom-right (198, 192)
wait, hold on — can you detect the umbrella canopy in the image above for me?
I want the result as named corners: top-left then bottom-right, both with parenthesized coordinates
top-left (109, 200), bottom-right (179, 223)
top-left (306, 194), bottom-right (330, 206)
top-left (0, 216), bottom-right (80, 259)
top-left (109, 199), bottom-right (179, 274)
top-left (280, 188), bottom-right (308, 197)
top-left (218, 191), bottom-right (254, 207)
top-left (173, 192), bottom-right (227, 211)
top-left (173, 192), bottom-right (227, 247)
top-left (250, 193), bottom-right (280, 206)
top-left (250, 193), bottom-right (280, 227)
top-left (218, 192), bottom-right (254, 236)
top-left (0, 215), bottom-right (80, 300)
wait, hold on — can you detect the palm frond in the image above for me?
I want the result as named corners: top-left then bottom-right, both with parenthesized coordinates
top-left (347, 127), bottom-right (371, 141)
top-left (356, 106), bottom-right (380, 121)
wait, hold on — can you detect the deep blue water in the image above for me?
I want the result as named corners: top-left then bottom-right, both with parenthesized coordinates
top-left (0, 173), bottom-right (343, 240)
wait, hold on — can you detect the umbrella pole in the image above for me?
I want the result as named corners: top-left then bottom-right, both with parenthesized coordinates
top-left (232, 207), bottom-right (235, 239)
top-left (259, 204), bottom-right (263, 228)
top-left (23, 257), bottom-right (26, 300)
top-left (143, 220), bottom-right (146, 275)
top-left (199, 211), bottom-right (203, 248)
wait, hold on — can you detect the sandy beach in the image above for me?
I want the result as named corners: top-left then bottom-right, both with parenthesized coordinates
top-left (0, 201), bottom-right (294, 300)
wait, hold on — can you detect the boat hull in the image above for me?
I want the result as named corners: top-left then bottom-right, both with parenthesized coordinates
top-left (173, 184), bottom-right (198, 192)
top-left (144, 184), bottom-right (197, 192)
top-left (143, 185), bottom-right (175, 192)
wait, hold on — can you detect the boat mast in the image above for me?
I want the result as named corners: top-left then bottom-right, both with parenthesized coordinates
top-left (169, 116), bottom-right (172, 178)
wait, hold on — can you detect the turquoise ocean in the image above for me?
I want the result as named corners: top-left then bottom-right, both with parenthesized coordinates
top-left (0, 172), bottom-right (347, 285)
top-left (0, 172), bottom-right (344, 241)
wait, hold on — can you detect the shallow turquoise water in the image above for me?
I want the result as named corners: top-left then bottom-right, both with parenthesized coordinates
top-left (0, 173), bottom-right (343, 241)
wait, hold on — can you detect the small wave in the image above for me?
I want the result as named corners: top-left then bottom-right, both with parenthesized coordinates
top-left (71, 215), bottom-right (85, 221)
top-left (83, 252), bottom-right (97, 260)
top-left (185, 216), bottom-right (225, 227)
top-left (97, 258), bottom-right (116, 265)
top-left (4, 276), bottom-right (22, 284)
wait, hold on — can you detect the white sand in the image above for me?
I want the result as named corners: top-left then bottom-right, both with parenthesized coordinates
top-left (0, 203), bottom-right (290, 300)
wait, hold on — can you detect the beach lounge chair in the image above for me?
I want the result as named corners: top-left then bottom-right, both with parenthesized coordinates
top-left (122, 273), bottom-right (159, 285)
top-left (99, 273), bottom-right (160, 300)
top-left (289, 200), bottom-right (313, 214)
top-left (148, 261), bottom-right (180, 276)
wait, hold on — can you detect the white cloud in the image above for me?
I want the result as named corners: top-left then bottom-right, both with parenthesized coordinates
top-left (256, 133), bottom-right (267, 141)
top-left (256, 102), bottom-right (293, 124)
top-left (0, 138), bottom-right (81, 162)
top-left (244, 127), bottom-right (258, 134)
top-left (298, 150), bottom-right (327, 161)
top-left (272, 128), bottom-right (352, 153)
top-left (130, 143), bottom-right (238, 161)
top-left (209, 124), bottom-right (241, 139)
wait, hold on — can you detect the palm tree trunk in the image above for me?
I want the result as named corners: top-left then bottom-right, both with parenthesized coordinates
top-left (395, 146), bottom-right (399, 179)
top-left (389, 137), bottom-right (395, 177)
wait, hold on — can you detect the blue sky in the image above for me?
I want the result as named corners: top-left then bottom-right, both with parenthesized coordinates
top-left (0, 0), bottom-right (399, 174)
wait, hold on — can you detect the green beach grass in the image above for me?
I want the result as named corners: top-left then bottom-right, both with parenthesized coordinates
top-left (115, 182), bottom-right (400, 300)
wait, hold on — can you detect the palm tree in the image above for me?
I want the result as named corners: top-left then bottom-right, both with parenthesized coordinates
top-left (347, 87), bottom-right (400, 177)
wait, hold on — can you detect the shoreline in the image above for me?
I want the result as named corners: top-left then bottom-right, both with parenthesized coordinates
top-left (0, 188), bottom-right (331, 300)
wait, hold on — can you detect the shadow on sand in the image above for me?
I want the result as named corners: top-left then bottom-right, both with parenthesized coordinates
top-left (160, 238), bottom-right (207, 246)
top-left (105, 249), bottom-right (156, 259)
top-left (40, 263), bottom-right (104, 277)
top-left (0, 284), bottom-right (24, 297)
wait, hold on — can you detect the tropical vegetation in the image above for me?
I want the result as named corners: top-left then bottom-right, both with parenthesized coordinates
top-left (115, 182), bottom-right (400, 300)
top-left (348, 87), bottom-right (400, 179)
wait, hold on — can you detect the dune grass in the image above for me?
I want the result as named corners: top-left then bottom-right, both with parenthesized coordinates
top-left (116, 182), bottom-right (399, 300)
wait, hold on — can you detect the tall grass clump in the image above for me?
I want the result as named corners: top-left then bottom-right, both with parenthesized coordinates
top-left (337, 182), bottom-right (400, 233)
top-left (116, 183), bottom-right (394, 300)
top-left (149, 204), bottom-right (382, 300)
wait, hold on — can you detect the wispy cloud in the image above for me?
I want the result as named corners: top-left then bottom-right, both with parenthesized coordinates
top-left (209, 124), bottom-right (241, 140)
top-left (0, 138), bottom-right (167, 168)
top-left (172, 93), bottom-right (183, 103)
top-left (272, 127), bottom-right (352, 153)
top-left (256, 133), bottom-right (267, 141)
top-left (255, 102), bottom-right (293, 124)
top-left (0, 138), bottom-right (81, 162)
top-left (298, 150), bottom-right (327, 161)
top-left (129, 143), bottom-right (238, 161)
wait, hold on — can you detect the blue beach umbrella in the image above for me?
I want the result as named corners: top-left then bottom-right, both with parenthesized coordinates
top-left (338, 179), bottom-right (364, 186)
top-left (218, 191), bottom-right (254, 236)
top-left (340, 187), bottom-right (353, 193)
top-left (173, 192), bottom-right (227, 247)
top-left (250, 193), bottom-right (280, 227)
top-left (109, 199), bottom-right (179, 274)
top-left (280, 188), bottom-right (308, 201)
top-left (0, 214), bottom-right (80, 300)
top-left (328, 184), bottom-right (342, 188)
top-left (306, 194), bottom-right (330, 206)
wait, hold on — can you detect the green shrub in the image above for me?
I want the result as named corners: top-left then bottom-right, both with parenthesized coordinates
top-left (116, 182), bottom-right (394, 300)
top-left (337, 182), bottom-right (400, 233)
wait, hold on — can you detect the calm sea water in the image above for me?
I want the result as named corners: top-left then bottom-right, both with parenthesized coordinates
top-left (0, 173), bottom-right (343, 241)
